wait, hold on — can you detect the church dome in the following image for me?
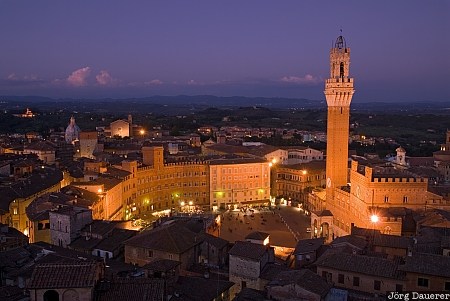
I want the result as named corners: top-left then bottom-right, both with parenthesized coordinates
top-left (396, 146), bottom-right (406, 153)
top-left (65, 116), bottom-right (81, 143)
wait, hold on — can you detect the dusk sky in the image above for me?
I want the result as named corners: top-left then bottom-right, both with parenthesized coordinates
top-left (1, 1), bottom-right (449, 102)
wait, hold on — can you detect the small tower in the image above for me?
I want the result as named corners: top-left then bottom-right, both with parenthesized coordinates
top-left (396, 146), bottom-right (407, 167)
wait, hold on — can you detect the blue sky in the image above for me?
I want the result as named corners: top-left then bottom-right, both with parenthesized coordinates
top-left (0, 1), bottom-right (449, 102)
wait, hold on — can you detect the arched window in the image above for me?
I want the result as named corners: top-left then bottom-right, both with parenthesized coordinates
top-left (340, 62), bottom-right (344, 78)
top-left (43, 290), bottom-right (59, 301)
top-left (383, 226), bottom-right (392, 235)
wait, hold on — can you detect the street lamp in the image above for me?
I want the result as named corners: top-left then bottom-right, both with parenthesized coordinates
top-left (370, 214), bottom-right (379, 223)
top-left (370, 214), bottom-right (378, 248)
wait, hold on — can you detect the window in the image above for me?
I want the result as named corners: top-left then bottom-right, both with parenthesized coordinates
top-left (384, 196), bottom-right (389, 203)
top-left (374, 280), bottom-right (381, 290)
top-left (148, 250), bottom-right (153, 258)
top-left (418, 277), bottom-right (429, 288)
top-left (338, 274), bottom-right (344, 284)
top-left (322, 271), bottom-right (327, 278)
top-left (13, 208), bottom-right (18, 215)
top-left (403, 196), bottom-right (408, 203)
top-left (353, 276), bottom-right (360, 287)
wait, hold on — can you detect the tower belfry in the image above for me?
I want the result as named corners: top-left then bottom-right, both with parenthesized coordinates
top-left (325, 35), bottom-right (355, 200)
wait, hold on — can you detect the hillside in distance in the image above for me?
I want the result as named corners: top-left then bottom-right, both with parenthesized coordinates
top-left (1, 94), bottom-right (449, 115)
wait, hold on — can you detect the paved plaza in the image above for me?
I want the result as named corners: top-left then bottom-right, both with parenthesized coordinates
top-left (219, 205), bottom-right (311, 248)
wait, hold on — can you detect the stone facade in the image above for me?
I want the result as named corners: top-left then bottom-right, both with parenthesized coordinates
top-left (209, 159), bottom-right (271, 210)
top-left (272, 161), bottom-right (326, 206)
top-left (49, 207), bottom-right (92, 248)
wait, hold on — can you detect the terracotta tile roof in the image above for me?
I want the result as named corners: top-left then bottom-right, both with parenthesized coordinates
top-left (172, 276), bottom-right (234, 301)
top-left (313, 210), bottom-right (333, 217)
top-left (25, 141), bottom-right (55, 152)
top-left (143, 259), bottom-right (181, 272)
top-left (28, 262), bottom-right (98, 289)
top-left (294, 237), bottom-right (325, 255)
top-left (0, 285), bottom-right (25, 301)
top-left (233, 288), bottom-right (267, 301)
top-left (282, 160), bottom-right (326, 171)
top-left (245, 231), bottom-right (269, 241)
top-left (202, 233), bottom-right (229, 249)
top-left (209, 157), bottom-right (267, 165)
top-left (95, 278), bottom-right (164, 301)
top-left (267, 269), bottom-right (331, 298)
top-left (0, 168), bottom-right (63, 211)
top-left (124, 223), bottom-right (202, 254)
top-left (399, 253), bottom-right (450, 277)
top-left (94, 228), bottom-right (137, 252)
top-left (259, 263), bottom-right (290, 281)
top-left (315, 252), bottom-right (403, 279)
top-left (331, 235), bottom-right (367, 250)
top-left (229, 241), bottom-right (269, 261)
top-left (373, 233), bottom-right (413, 249)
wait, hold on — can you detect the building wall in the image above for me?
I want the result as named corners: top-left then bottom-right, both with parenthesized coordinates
top-left (23, 149), bottom-right (56, 165)
top-left (110, 120), bottom-right (130, 138)
top-left (31, 287), bottom-right (93, 301)
top-left (326, 160), bottom-right (449, 238)
top-left (229, 256), bottom-right (264, 295)
top-left (120, 161), bottom-right (138, 219)
top-left (287, 148), bottom-right (324, 164)
top-left (403, 272), bottom-right (450, 292)
top-left (264, 149), bottom-right (288, 165)
top-left (272, 164), bottom-right (325, 205)
top-left (124, 245), bottom-right (196, 270)
top-left (79, 131), bottom-right (98, 159)
top-left (9, 182), bottom-right (61, 233)
top-left (210, 162), bottom-right (270, 210)
top-left (49, 210), bottom-right (92, 247)
top-left (28, 219), bottom-right (51, 244)
top-left (267, 284), bottom-right (321, 301)
top-left (316, 266), bottom-right (404, 296)
top-left (72, 183), bottom-right (122, 221)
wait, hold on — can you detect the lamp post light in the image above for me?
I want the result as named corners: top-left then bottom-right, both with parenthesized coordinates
top-left (370, 214), bottom-right (379, 248)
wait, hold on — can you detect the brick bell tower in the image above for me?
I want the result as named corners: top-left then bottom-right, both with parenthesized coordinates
top-left (325, 34), bottom-right (355, 204)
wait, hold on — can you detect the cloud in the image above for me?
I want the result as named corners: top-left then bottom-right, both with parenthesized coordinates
top-left (0, 73), bottom-right (44, 87)
top-left (67, 67), bottom-right (91, 86)
top-left (187, 79), bottom-right (205, 85)
top-left (96, 70), bottom-right (118, 86)
top-left (280, 74), bottom-right (321, 85)
top-left (7, 73), bottom-right (18, 80)
top-left (144, 79), bottom-right (163, 85)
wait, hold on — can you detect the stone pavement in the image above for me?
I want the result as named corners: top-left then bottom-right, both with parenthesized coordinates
top-left (219, 206), bottom-right (311, 248)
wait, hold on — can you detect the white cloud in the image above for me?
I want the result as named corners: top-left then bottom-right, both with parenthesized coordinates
top-left (96, 70), bottom-right (117, 86)
top-left (67, 67), bottom-right (91, 87)
top-left (280, 74), bottom-right (320, 84)
top-left (144, 79), bottom-right (163, 85)
top-left (7, 73), bottom-right (17, 80)
top-left (187, 79), bottom-right (205, 85)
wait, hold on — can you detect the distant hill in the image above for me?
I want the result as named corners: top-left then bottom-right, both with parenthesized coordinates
top-left (0, 95), bottom-right (449, 114)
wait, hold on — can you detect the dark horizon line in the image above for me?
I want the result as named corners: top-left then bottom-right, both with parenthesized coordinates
top-left (1, 94), bottom-right (449, 105)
